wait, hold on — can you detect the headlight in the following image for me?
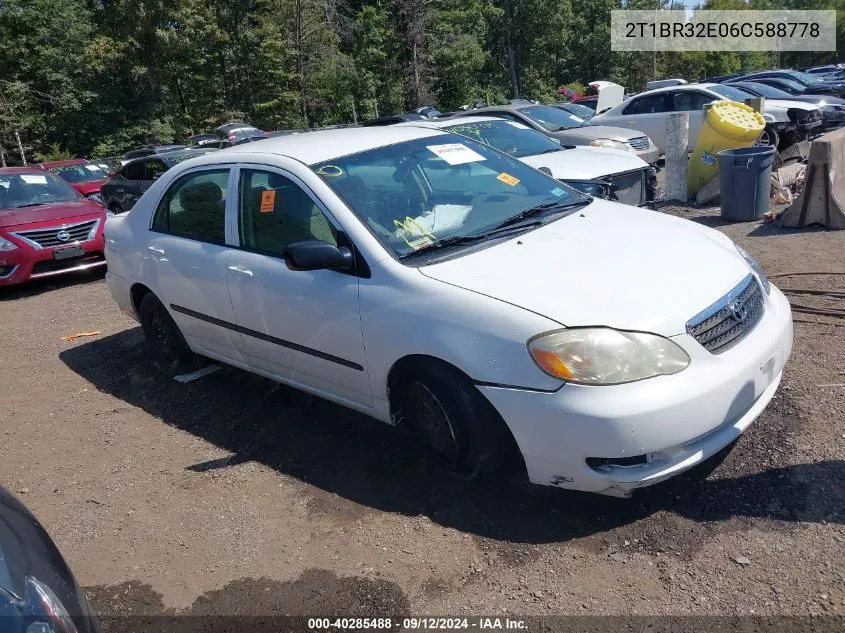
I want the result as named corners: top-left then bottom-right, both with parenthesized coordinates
top-left (0, 236), bottom-right (18, 251)
top-left (734, 243), bottom-right (771, 295)
top-left (563, 179), bottom-right (611, 198)
top-left (23, 576), bottom-right (79, 633)
top-left (589, 138), bottom-right (629, 151)
top-left (528, 327), bottom-right (690, 385)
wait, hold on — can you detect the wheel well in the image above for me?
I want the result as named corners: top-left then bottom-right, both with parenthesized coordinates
top-left (387, 355), bottom-right (468, 425)
top-left (130, 283), bottom-right (153, 319)
top-left (386, 354), bottom-right (526, 476)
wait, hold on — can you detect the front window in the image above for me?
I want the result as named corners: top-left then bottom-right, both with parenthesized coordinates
top-left (786, 71), bottom-right (820, 85)
top-left (312, 134), bottom-right (586, 260)
top-left (518, 105), bottom-right (589, 131)
top-left (443, 120), bottom-right (562, 158)
top-left (559, 103), bottom-right (595, 119)
top-left (773, 77), bottom-right (808, 93)
top-left (0, 172), bottom-right (80, 210)
top-left (49, 163), bottom-right (109, 184)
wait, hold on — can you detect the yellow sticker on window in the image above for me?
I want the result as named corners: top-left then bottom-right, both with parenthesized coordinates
top-left (497, 172), bottom-right (520, 186)
top-left (260, 190), bottom-right (276, 213)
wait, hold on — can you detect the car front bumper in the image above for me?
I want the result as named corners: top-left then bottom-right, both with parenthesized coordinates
top-left (0, 239), bottom-right (106, 286)
top-left (478, 285), bottom-right (793, 497)
top-left (633, 146), bottom-right (660, 165)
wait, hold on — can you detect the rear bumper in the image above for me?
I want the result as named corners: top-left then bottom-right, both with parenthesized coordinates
top-left (0, 239), bottom-right (106, 286)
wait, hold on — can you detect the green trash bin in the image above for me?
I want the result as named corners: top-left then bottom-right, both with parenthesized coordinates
top-left (718, 146), bottom-right (775, 222)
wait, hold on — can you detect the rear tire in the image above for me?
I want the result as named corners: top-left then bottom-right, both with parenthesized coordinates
top-left (139, 293), bottom-right (196, 373)
top-left (399, 363), bottom-right (515, 478)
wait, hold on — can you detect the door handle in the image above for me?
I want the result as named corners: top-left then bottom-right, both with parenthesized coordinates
top-left (227, 264), bottom-right (253, 278)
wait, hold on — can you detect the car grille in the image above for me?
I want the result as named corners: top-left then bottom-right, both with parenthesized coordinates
top-left (686, 274), bottom-right (765, 354)
top-left (605, 169), bottom-right (646, 206)
top-left (12, 219), bottom-right (99, 248)
top-left (627, 136), bottom-right (651, 150)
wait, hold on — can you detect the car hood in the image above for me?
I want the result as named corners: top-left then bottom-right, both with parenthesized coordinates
top-left (553, 125), bottom-right (648, 142)
top-left (520, 147), bottom-right (647, 180)
top-left (0, 199), bottom-right (105, 229)
top-left (419, 200), bottom-right (751, 336)
top-left (70, 179), bottom-right (108, 197)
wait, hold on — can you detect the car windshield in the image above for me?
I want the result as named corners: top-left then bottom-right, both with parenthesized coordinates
top-left (741, 82), bottom-right (792, 98)
top-left (710, 85), bottom-right (755, 101)
top-left (785, 71), bottom-right (819, 85)
top-left (771, 77), bottom-right (809, 93)
top-left (519, 105), bottom-right (589, 131)
top-left (0, 172), bottom-right (80, 210)
top-left (442, 120), bottom-right (562, 158)
top-left (312, 134), bottom-right (586, 260)
top-left (558, 103), bottom-right (595, 119)
top-left (49, 162), bottom-right (109, 183)
top-left (161, 149), bottom-right (217, 167)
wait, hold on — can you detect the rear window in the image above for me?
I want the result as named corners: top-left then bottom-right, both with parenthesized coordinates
top-left (49, 162), bottom-right (109, 183)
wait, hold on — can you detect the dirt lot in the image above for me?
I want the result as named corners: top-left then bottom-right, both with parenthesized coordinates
top-left (0, 204), bottom-right (843, 627)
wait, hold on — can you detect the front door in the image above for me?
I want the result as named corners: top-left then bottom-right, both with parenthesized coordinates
top-left (225, 166), bottom-right (371, 407)
top-left (146, 166), bottom-right (246, 364)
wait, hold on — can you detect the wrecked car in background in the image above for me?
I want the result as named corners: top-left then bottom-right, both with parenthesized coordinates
top-left (404, 116), bottom-right (656, 207)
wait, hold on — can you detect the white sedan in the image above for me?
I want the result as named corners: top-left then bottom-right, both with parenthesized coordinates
top-left (104, 126), bottom-right (793, 497)
top-left (593, 83), bottom-right (822, 152)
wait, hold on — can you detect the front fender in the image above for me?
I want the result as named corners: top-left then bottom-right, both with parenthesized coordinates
top-left (360, 262), bottom-right (565, 415)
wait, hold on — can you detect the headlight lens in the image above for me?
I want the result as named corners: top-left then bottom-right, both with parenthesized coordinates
top-left (589, 138), bottom-right (629, 151)
top-left (0, 236), bottom-right (18, 251)
top-left (528, 327), bottom-right (690, 385)
top-left (734, 243), bottom-right (771, 294)
top-left (563, 179), bottom-right (611, 198)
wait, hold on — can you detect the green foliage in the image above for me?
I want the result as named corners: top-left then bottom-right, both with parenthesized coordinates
top-left (0, 0), bottom-right (839, 161)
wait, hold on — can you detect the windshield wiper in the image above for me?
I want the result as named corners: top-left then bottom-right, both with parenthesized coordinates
top-left (398, 222), bottom-right (545, 260)
top-left (485, 198), bottom-right (590, 232)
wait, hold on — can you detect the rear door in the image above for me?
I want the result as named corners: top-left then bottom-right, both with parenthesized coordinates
top-left (146, 166), bottom-right (246, 364)
top-left (669, 90), bottom-right (715, 146)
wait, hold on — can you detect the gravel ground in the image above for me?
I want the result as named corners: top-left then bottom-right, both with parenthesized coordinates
top-left (0, 204), bottom-right (843, 628)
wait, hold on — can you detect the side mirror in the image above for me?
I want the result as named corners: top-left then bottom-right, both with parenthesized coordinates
top-left (283, 240), bottom-right (354, 272)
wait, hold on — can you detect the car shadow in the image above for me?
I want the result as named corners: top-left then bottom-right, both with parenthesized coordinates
top-left (0, 268), bottom-right (106, 300)
top-left (60, 329), bottom-right (843, 544)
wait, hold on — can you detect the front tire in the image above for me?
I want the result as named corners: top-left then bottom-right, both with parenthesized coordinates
top-left (400, 364), bottom-right (515, 478)
top-left (139, 293), bottom-right (196, 373)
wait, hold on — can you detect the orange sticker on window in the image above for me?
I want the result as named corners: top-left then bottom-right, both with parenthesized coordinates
top-left (260, 190), bottom-right (276, 213)
top-left (497, 172), bottom-right (520, 186)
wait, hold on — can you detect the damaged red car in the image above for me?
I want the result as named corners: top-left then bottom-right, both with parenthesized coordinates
top-left (0, 167), bottom-right (107, 286)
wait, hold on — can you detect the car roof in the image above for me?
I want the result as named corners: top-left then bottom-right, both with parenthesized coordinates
top-left (38, 159), bottom-right (89, 168)
top-left (222, 125), bottom-right (447, 165)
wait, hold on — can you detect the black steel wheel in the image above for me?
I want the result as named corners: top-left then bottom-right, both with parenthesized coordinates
top-left (400, 363), bottom-right (516, 478)
top-left (139, 293), bottom-right (195, 372)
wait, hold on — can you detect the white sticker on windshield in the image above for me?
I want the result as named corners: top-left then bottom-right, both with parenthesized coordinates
top-left (507, 121), bottom-right (530, 129)
top-left (568, 114), bottom-right (586, 123)
top-left (427, 143), bottom-right (485, 165)
top-left (550, 187), bottom-right (566, 197)
top-left (84, 165), bottom-right (101, 172)
top-left (20, 174), bottom-right (47, 184)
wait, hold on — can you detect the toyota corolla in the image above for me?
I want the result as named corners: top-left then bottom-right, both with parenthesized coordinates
top-left (103, 127), bottom-right (793, 496)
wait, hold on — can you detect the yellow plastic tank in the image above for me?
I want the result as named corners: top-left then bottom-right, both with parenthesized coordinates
top-left (687, 101), bottom-right (766, 198)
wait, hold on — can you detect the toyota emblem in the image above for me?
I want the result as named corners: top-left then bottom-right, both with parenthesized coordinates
top-left (729, 300), bottom-right (748, 322)
top-left (56, 230), bottom-right (71, 242)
